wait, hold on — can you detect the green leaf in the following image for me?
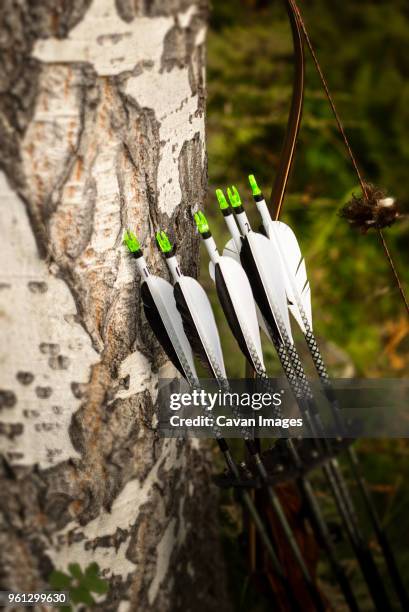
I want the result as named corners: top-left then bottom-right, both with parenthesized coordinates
top-left (81, 562), bottom-right (109, 594)
top-left (84, 562), bottom-right (100, 579)
top-left (89, 576), bottom-right (109, 595)
top-left (82, 574), bottom-right (109, 595)
top-left (68, 562), bottom-right (83, 580)
top-left (48, 570), bottom-right (72, 590)
top-left (70, 586), bottom-right (95, 606)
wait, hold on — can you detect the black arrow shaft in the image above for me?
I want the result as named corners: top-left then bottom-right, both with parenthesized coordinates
top-left (270, 333), bottom-right (392, 612)
top-left (247, 440), bottom-right (326, 612)
top-left (212, 262), bottom-right (324, 609)
top-left (300, 309), bottom-right (408, 610)
top-left (247, 357), bottom-right (358, 609)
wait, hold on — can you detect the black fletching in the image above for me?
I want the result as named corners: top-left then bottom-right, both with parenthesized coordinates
top-left (214, 264), bottom-right (255, 369)
top-left (173, 282), bottom-right (214, 376)
top-left (240, 236), bottom-right (281, 343)
top-left (141, 282), bottom-right (186, 378)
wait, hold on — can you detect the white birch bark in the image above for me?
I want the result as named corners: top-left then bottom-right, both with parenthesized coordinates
top-left (0, 1), bottom-right (229, 609)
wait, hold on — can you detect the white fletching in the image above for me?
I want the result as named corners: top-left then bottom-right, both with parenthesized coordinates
top-left (246, 232), bottom-right (293, 343)
top-left (222, 237), bottom-right (240, 261)
top-left (216, 256), bottom-right (265, 369)
top-left (145, 275), bottom-right (198, 379)
top-left (222, 238), bottom-right (277, 342)
top-left (177, 275), bottom-right (227, 379)
top-left (267, 221), bottom-right (312, 332)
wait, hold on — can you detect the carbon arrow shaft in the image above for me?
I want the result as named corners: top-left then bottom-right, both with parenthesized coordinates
top-left (220, 195), bottom-right (392, 611)
top-left (197, 212), bottom-right (355, 611)
top-left (195, 212), bottom-right (325, 610)
top-left (265, 0), bottom-right (402, 603)
top-left (300, 308), bottom-right (409, 609)
top-left (267, 319), bottom-right (392, 612)
top-left (124, 231), bottom-right (292, 590)
top-left (153, 231), bottom-right (305, 607)
top-left (252, 172), bottom-right (408, 609)
top-left (259, 268), bottom-right (391, 612)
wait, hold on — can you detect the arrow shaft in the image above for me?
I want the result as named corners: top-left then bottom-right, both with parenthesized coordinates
top-left (265, 313), bottom-right (392, 610)
top-left (252, 189), bottom-right (403, 607)
top-left (269, 332), bottom-right (392, 610)
top-left (220, 210), bottom-right (382, 601)
top-left (159, 250), bottom-right (302, 591)
top-left (211, 326), bottom-right (323, 604)
top-left (261, 205), bottom-right (404, 602)
top-left (298, 305), bottom-right (409, 608)
top-left (165, 320), bottom-right (290, 579)
top-left (237, 346), bottom-right (324, 608)
top-left (252, 360), bottom-right (359, 610)
top-left (195, 228), bottom-right (325, 608)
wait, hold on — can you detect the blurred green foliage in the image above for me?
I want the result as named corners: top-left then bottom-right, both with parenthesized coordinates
top-left (49, 562), bottom-right (108, 610)
top-left (204, 1), bottom-right (409, 609)
top-left (204, 0), bottom-right (409, 378)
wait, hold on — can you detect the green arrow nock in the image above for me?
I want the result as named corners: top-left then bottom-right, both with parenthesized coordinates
top-left (227, 185), bottom-right (241, 208)
top-left (156, 230), bottom-right (173, 253)
top-left (194, 211), bottom-right (210, 234)
top-left (123, 229), bottom-right (141, 253)
top-left (248, 174), bottom-right (261, 196)
top-left (216, 189), bottom-right (229, 210)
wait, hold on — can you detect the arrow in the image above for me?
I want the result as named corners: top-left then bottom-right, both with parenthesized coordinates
top-left (194, 211), bottom-right (333, 609)
top-left (249, 174), bottom-right (409, 609)
top-left (123, 230), bottom-right (293, 587)
top-left (195, 211), bottom-right (358, 611)
top-left (144, 229), bottom-right (302, 596)
top-left (122, 231), bottom-right (198, 381)
top-left (216, 188), bottom-right (392, 611)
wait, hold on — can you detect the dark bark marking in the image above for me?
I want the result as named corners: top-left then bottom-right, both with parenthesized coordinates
top-left (35, 386), bottom-right (53, 399)
top-left (71, 382), bottom-right (87, 399)
top-left (43, 492), bottom-right (73, 528)
top-left (39, 342), bottom-right (60, 356)
top-left (48, 355), bottom-right (70, 370)
top-left (172, 132), bottom-right (204, 279)
top-left (64, 313), bottom-right (81, 325)
top-left (115, 0), bottom-right (205, 20)
top-left (5, 451), bottom-right (24, 462)
top-left (27, 281), bottom-right (48, 294)
top-left (34, 422), bottom-right (60, 432)
top-left (0, 422), bottom-right (23, 439)
top-left (16, 371), bottom-right (35, 385)
top-left (188, 42), bottom-right (206, 112)
top-left (97, 32), bottom-right (132, 45)
top-left (0, 389), bottom-right (17, 410)
top-left (84, 526), bottom-right (129, 552)
top-left (114, 0), bottom-right (136, 23)
top-left (118, 374), bottom-right (130, 390)
top-left (161, 25), bottom-right (192, 72)
top-left (161, 10), bottom-right (207, 75)
top-left (23, 409), bottom-right (40, 418)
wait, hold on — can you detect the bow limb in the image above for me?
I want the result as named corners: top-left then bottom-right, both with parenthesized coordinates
top-left (270, 0), bottom-right (305, 220)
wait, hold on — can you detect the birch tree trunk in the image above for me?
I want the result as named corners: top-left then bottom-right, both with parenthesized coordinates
top-left (0, 1), bottom-right (229, 610)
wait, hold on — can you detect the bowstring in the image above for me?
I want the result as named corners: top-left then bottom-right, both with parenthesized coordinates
top-left (289, 0), bottom-right (409, 316)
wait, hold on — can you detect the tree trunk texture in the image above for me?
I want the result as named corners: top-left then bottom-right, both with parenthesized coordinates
top-left (0, 1), bottom-right (229, 610)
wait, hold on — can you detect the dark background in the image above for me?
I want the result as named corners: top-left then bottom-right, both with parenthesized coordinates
top-left (203, 1), bottom-right (409, 608)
